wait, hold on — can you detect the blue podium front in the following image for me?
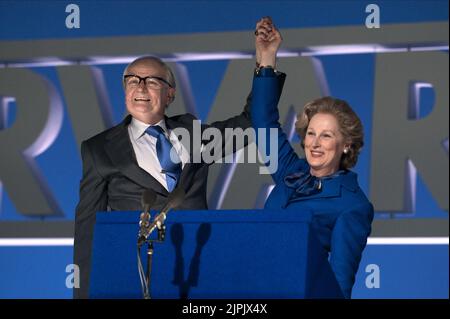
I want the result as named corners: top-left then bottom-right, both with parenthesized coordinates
top-left (89, 209), bottom-right (343, 299)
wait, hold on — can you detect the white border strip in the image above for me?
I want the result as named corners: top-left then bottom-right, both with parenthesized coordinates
top-left (367, 237), bottom-right (449, 245)
top-left (0, 237), bottom-right (448, 246)
top-left (0, 238), bottom-right (74, 246)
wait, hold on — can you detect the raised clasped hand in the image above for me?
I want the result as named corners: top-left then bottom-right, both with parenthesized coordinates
top-left (254, 16), bottom-right (283, 67)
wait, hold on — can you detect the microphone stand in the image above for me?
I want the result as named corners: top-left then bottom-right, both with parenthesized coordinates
top-left (138, 218), bottom-right (166, 300)
top-left (137, 186), bottom-right (184, 299)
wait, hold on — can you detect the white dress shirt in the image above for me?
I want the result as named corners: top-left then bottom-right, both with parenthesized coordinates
top-left (128, 117), bottom-right (189, 191)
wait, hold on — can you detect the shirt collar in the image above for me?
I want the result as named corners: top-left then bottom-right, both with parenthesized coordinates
top-left (129, 117), bottom-right (168, 140)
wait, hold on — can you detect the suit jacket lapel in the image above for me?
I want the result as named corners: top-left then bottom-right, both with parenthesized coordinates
top-left (104, 115), bottom-right (169, 196)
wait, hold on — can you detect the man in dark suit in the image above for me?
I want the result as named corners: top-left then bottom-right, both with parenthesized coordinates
top-left (73, 56), bottom-right (257, 298)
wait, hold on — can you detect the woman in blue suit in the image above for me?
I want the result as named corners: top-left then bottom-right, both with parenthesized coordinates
top-left (252, 18), bottom-right (374, 299)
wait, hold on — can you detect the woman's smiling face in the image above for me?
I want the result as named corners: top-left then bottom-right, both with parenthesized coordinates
top-left (304, 113), bottom-right (349, 177)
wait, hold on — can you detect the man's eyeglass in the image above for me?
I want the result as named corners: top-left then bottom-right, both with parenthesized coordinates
top-left (123, 74), bottom-right (173, 89)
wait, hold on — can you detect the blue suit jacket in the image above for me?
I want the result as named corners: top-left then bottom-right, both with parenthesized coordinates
top-left (251, 70), bottom-right (374, 298)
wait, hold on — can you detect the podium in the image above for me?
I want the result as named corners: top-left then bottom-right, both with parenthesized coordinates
top-left (89, 209), bottom-right (344, 299)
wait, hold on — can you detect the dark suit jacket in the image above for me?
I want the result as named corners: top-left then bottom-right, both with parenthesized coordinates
top-left (73, 99), bottom-right (253, 298)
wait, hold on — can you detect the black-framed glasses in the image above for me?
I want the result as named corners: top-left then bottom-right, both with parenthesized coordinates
top-left (123, 74), bottom-right (173, 89)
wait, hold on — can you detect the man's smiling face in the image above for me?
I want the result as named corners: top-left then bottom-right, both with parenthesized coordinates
top-left (124, 59), bottom-right (175, 125)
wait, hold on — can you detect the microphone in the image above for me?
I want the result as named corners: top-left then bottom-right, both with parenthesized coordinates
top-left (138, 190), bottom-right (157, 245)
top-left (140, 186), bottom-right (185, 244)
top-left (141, 189), bottom-right (156, 213)
top-left (152, 186), bottom-right (185, 230)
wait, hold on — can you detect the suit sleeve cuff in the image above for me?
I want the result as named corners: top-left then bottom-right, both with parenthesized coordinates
top-left (254, 66), bottom-right (280, 77)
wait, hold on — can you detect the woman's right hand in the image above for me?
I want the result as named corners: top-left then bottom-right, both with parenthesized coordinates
top-left (255, 17), bottom-right (282, 68)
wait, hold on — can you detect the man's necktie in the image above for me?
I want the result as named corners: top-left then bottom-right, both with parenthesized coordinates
top-left (145, 125), bottom-right (182, 192)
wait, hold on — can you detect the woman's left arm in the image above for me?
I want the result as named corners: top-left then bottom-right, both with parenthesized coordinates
top-left (329, 202), bottom-right (374, 298)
